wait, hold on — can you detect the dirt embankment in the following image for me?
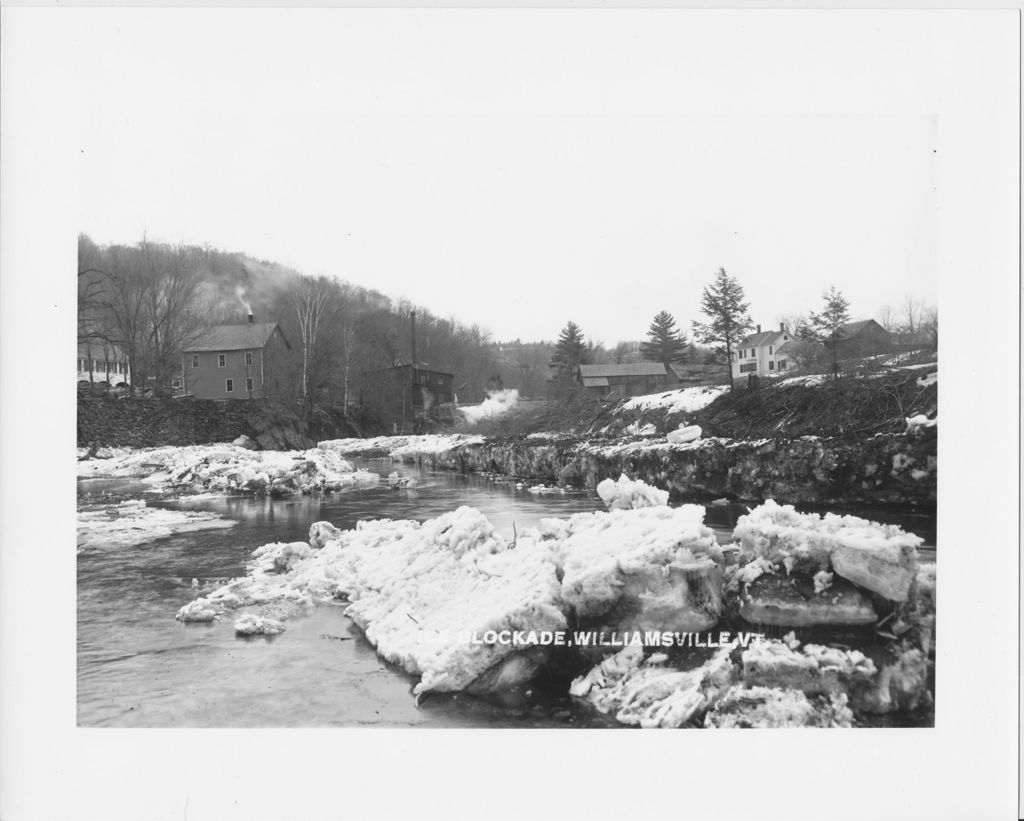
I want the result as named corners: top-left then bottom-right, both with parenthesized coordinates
top-left (687, 371), bottom-right (935, 440)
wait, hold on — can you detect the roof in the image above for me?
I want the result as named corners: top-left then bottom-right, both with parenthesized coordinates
top-left (838, 319), bottom-right (888, 338)
top-left (184, 322), bottom-right (288, 352)
top-left (578, 362), bottom-right (668, 378)
top-left (581, 376), bottom-right (610, 388)
top-left (738, 329), bottom-right (788, 348)
top-left (383, 364), bottom-right (455, 378)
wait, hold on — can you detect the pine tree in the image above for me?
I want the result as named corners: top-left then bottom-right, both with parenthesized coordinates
top-left (549, 321), bottom-right (591, 381)
top-left (690, 268), bottom-right (753, 390)
top-left (640, 311), bottom-right (689, 368)
top-left (808, 286), bottom-right (851, 378)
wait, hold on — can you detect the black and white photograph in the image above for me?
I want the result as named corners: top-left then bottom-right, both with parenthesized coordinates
top-left (1, 5), bottom-right (1020, 820)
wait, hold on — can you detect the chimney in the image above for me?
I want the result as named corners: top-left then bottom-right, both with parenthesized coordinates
top-left (756, 324), bottom-right (761, 333)
top-left (780, 322), bottom-right (785, 332)
top-left (248, 313), bottom-right (254, 324)
top-left (410, 310), bottom-right (417, 366)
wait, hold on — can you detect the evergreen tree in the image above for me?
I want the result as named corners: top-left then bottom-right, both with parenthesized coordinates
top-left (549, 321), bottom-right (591, 381)
top-left (690, 268), bottom-right (753, 390)
top-left (808, 286), bottom-right (851, 378)
top-left (640, 310), bottom-right (689, 368)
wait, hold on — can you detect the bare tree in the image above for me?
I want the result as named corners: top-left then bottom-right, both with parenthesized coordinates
top-left (901, 294), bottom-right (924, 337)
top-left (878, 304), bottom-right (898, 332)
top-left (291, 277), bottom-right (332, 412)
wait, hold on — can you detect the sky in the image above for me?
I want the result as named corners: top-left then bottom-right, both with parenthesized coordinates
top-left (72, 9), bottom-right (942, 344)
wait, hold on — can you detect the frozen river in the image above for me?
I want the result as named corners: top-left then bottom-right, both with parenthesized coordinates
top-left (77, 459), bottom-right (935, 728)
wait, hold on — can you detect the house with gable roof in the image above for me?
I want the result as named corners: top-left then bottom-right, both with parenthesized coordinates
top-left (180, 317), bottom-right (292, 399)
top-left (732, 323), bottom-right (795, 381)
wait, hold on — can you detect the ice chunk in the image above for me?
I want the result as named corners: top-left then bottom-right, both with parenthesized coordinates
top-left (74, 443), bottom-right (378, 496)
top-left (570, 646), bottom-right (736, 728)
top-left (547, 504), bottom-right (722, 630)
top-left (733, 499), bottom-right (922, 601)
top-left (704, 686), bottom-right (854, 728)
top-left (176, 598), bottom-right (217, 622)
top-left (77, 500), bottom-right (236, 551)
top-left (595, 474), bottom-right (669, 510)
top-left (739, 575), bottom-right (877, 628)
top-left (666, 424), bottom-right (702, 444)
top-left (234, 614), bottom-right (286, 636)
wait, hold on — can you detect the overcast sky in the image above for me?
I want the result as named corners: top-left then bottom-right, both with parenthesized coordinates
top-left (74, 9), bottom-right (942, 344)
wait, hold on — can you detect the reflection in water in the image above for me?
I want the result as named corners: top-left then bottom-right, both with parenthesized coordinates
top-left (77, 458), bottom-right (935, 727)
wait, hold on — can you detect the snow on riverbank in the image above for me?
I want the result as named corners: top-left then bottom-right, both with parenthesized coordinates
top-left (76, 444), bottom-right (380, 496)
top-left (77, 499), bottom-right (236, 552)
top-left (619, 385), bottom-right (728, 415)
top-left (319, 433), bottom-right (483, 462)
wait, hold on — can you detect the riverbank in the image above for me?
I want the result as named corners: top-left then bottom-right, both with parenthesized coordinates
top-left (320, 425), bottom-right (936, 509)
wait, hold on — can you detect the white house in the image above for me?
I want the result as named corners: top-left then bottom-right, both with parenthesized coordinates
top-left (732, 323), bottom-right (793, 380)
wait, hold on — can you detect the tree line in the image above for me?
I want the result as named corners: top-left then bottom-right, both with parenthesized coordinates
top-left (546, 269), bottom-right (938, 391)
top-left (77, 235), bottom-right (507, 413)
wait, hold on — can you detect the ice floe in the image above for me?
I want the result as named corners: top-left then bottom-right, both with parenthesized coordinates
top-left (77, 499), bottom-right (236, 551)
top-left (76, 444), bottom-right (381, 497)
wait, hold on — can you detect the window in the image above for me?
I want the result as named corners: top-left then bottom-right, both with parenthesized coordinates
top-left (779, 360), bottom-right (787, 371)
top-left (192, 355), bottom-right (199, 368)
top-left (246, 377), bottom-right (254, 392)
top-left (769, 345), bottom-right (773, 355)
top-left (739, 363), bottom-right (757, 373)
top-left (225, 379), bottom-right (234, 393)
top-left (218, 354), bottom-right (226, 367)
top-left (769, 361), bottom-right (775, 371)
top-left (245, 351), bottom-right (253, 366)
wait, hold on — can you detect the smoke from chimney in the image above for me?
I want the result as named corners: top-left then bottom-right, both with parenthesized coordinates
top-left (235, 285), bottom-right (253, 317)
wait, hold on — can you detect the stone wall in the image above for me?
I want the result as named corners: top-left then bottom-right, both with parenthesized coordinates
top-left (77, 395), bottom-right (318, 450)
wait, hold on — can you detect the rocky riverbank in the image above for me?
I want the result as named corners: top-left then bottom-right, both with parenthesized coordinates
top-left (321, 423), bottom-right (937, 509)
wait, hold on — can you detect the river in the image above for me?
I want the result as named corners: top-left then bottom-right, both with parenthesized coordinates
top-left (77, 459), bottom-right (936, 728)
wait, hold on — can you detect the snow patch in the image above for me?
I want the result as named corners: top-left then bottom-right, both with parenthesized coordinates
top-left (619, 385), bottom-right (728, 415)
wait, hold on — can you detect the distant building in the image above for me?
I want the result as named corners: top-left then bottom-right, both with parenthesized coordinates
top-left (577, 362), bottom-right (671, 399)
top-left (732, 324), bottom-right (794, 380)
top-left (831, 319), bottom-right (893, 358)
top-left (77, 340), bottom-right (131, 385)
top-left (180, 318), bottom-right (291, 400)
top-left (361, 364), bottom-right (456, 431)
